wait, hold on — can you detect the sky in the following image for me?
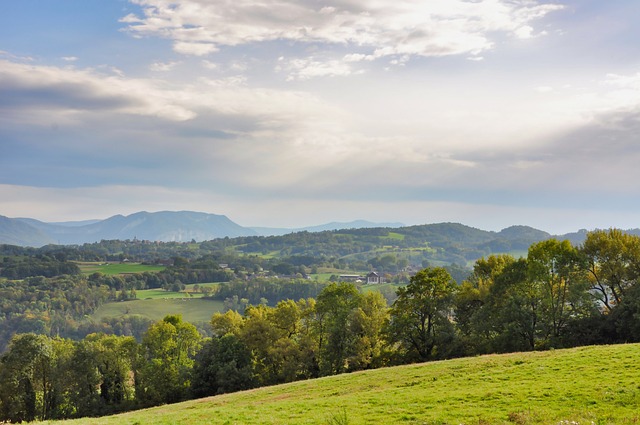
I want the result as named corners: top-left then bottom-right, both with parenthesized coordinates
top-left (2, 0), bottom-right (640, 234)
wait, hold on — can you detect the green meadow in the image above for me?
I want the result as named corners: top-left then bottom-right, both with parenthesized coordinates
top-left (39, 343), bottom-right (640, 425)
top-left (77, 262), bottom-right (166, 275)
top-left (91, 298), bottom-right (224, 323)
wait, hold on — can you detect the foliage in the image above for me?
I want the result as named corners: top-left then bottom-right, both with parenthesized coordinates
top-left (388, 267), bottom-right (458, 361)
top-left (137, 315), bottom-right (201, 405)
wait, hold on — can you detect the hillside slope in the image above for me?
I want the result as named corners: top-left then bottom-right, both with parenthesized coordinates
top-left (40, 343), bottom-right (640, 425)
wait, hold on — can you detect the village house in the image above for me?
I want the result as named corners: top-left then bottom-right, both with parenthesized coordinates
top-left (366, 271), bottom-right (385, 284)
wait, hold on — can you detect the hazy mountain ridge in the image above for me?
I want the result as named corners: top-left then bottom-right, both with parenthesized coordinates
top-left (0, 210), bottom-right (632, 248)
top-left (6, 211), bottom-right (256, 246)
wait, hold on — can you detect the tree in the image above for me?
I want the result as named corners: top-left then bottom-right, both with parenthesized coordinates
top-left (315, 282), bottom-right (362, 375)
top-left (454, 255), bottom-right (515, 354)
top-left (482, 258), bottom-right (539, 352)
top-left (527, 239), bottom-right (592, 346)
top-left (581, 229), bottom-right (640, 311)
top-left (387, 267), bottom-right (457, 361)
top-left (0, 334), bottom-right (53, 422)
top-left (191, 334), bottom-right (254, 397)
top-left (137, 315), bottom-right (201, 405)
top-left (346, 291), bottom-right (389, 370)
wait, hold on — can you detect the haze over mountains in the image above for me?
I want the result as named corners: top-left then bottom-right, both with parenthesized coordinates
top-left (0, 210), bottom-right (630, 248)
top-left (0, 211), bottom-right (406, 247)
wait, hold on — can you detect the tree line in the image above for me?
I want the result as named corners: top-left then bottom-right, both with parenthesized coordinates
top-left (2, 229), bottom-right (640, 422)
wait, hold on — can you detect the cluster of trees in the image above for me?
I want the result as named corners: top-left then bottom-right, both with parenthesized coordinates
top-left (0, 315), bottom-right (199, 422)
top-left (0, 271), bottom-right (170, 352)
top-left (0, 285), bottom-right (390, 422)
top-left (0, 255), bottom-right (81, 279)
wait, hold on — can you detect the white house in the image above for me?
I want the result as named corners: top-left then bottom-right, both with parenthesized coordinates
top-left (366, 272), bottom-right (385, 285)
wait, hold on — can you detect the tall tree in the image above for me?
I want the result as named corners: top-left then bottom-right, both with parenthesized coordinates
top-left (581, 229), bottom-right (640, 310)
top-left (0, 333), bottom-right (53, 422)
top-left (455, 254), bottom-right (515, 353)
top-left (527, 239), bottom-right (592, 345)
top-left (137, 315), bottom-right (201, 405)
top-left (387, 267), bottom-right (457, 361)
top-left (315, 282), bottom-right (362, 375)
top-left (191, 334), bottom-right (254, 398)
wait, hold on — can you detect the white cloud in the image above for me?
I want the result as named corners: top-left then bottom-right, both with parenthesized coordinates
top-left (201, 60), bottom-right (218, 70)
top-left (150, 61), bottom-right (180, 71)
top-left (122, 0), bottom-right (564, 60)
top-left (61, 56), bottom-right (78, 62)
top-left (278, 57), bottom-right (358, 80)
top-left (173, 41), bottom-right (218, 56)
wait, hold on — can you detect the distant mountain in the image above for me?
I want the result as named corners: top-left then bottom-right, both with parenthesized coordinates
top-left (251, 220), bottom-right (405, 236)
top-left (0, 215), bottom-right (55, 247)
top-left (2, 211), bottom-right (257, 247)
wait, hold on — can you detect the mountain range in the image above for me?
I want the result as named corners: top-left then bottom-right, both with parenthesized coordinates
top-left (0, 211), bottom-right (405, 247)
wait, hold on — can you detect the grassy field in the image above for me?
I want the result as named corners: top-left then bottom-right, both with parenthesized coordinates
top-left (38, 343), bottom-right (640, 425)
top-left (77, 262), bottom-right (166, 275)
top-left (91, 298), bottom-right (224, 323)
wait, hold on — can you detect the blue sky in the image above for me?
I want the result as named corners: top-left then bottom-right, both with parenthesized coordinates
top-left (2, 0), bottom-right (640, 233)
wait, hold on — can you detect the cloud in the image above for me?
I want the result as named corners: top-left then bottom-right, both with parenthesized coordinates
top-left (277, 57), bottom-right (358, 80)
top-left (173, 41), bottom-right (218, 56)
top-left (0, 60), bottom-right (196, 121)
top-left (122, 0), bottom-right (564, 59)
top-left (149, 61), bottom-right (180, 71)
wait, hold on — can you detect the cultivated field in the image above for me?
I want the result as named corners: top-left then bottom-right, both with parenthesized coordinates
top-left (38, 343), bottom-right (640, 424)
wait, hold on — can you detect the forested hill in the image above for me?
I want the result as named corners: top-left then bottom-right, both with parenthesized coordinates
top-left (1, 210), bottom-right (631, 263)
top-left (203, 222), bottom-right (555, 266)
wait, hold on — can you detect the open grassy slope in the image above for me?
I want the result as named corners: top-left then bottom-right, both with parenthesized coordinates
top-left (91, 298), bottom-right (224, 323)
top-left (40, 344), bottom-right (640, 425)
top-left (76, 262), bottom-right (166, 275)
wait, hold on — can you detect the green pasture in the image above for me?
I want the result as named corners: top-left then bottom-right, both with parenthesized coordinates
top-left (77, 262), bottom-right (165, 276)
top-left (360, 282), bottom-right (400, 293)
top-left (91, 298), bottom-right (224, 323)
top-left (135, 289), bottom-right (203, 299)
top-left (39, 343), bottom-right (640, 424)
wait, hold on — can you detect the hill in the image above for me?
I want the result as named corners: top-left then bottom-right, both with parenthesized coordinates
top-left (250, 220), bottom-right (405, 236)
top-left (40, 343), bottom-right (640, 424)
top-left (1, 211), bottom-right (257, 246)
top-left (0, 212), bottom-right (404, 247)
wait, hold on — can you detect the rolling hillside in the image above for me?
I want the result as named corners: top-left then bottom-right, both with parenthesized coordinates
top-left (39, 343), bottom-right (640, 424)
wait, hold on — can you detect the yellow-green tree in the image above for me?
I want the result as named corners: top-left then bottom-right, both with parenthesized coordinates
top-left (137, 315), bottom-right (201, 405)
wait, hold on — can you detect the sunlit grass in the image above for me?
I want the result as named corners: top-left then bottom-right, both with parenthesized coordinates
top-left (38, 344), bottom-right (640, 425)
top-left (91, 298), bottom-right (224, 323)
top-left (76, 262), bottom-right (165, 275)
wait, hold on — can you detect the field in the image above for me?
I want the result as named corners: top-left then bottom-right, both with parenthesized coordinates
top-left (38, 343), bottom-right (640, 425)
top-left (91, 297), bottom-right (224, 323)
top-left (77, 262), bottom-right (166, 275)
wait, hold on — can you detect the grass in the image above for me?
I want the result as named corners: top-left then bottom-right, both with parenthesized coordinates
top-left (91, 298), bottom-right (224, 323)
top-left (37, 343), bottom-right (640, 424)
top-left (77, 262), bottom-right (166, 276)
top-left (360, 282), bottom-right (401, 293)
